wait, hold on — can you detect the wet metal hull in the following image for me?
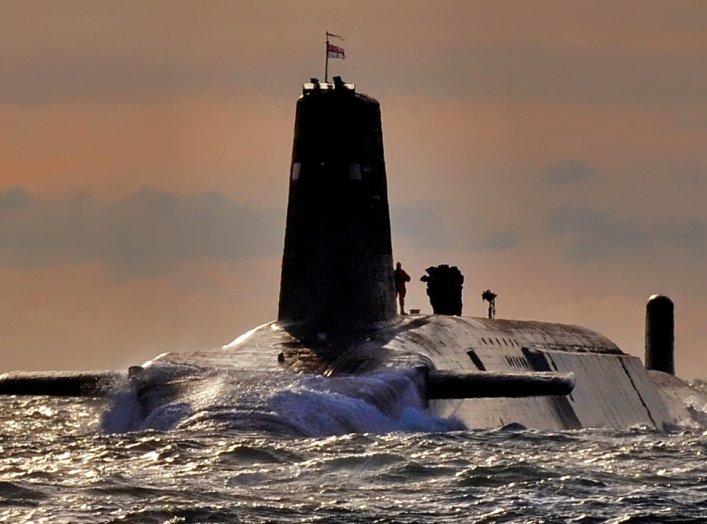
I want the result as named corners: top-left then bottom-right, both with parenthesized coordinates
top-left (143, 315), bottom-right (704, 430)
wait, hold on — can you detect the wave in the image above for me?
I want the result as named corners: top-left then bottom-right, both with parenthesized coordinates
top-left (101, 365), bottom-right (465, 436)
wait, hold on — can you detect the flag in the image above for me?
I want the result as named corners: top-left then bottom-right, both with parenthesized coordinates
top-left (327, 43), bottom-right (345, 59)
top-left (327, 32), bottom-right (345, 40)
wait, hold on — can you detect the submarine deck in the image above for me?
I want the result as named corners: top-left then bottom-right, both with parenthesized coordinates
top-left (149, 315), bottom-right (622, 373)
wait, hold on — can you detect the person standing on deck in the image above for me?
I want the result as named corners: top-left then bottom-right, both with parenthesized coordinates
top-left (394, 262), bottom-right (411, 315)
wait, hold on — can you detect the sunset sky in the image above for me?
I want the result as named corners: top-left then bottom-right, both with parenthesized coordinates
top-left (1, 1), bottom-right (706, 378)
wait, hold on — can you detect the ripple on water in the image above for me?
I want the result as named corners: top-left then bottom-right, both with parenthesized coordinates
top-left (218, 444), bottom-right (302, 465)
top-left (2, 394), bottom-right (707, 523)
top-left (0, 481), bottom-right (48, 507)
top-left (455, 462), bottom-right (558, 488)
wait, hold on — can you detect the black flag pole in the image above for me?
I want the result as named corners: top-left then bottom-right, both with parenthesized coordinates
top-left (324, 32), bottom-right (330, 83)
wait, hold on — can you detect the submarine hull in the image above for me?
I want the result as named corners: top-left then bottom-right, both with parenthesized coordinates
top-left (3, 314), bottom-right (702, 431)
top-left (141, 315), bottom-right (703, 431)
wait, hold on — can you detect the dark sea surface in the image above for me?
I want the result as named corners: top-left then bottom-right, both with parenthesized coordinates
top-left (1, 383), bottom-right (706, 523)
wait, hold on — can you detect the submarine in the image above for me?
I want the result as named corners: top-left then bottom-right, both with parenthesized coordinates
top-left (2, 77), bottom-right (705, 431)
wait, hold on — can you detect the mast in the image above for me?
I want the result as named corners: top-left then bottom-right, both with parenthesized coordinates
top-left (324, 32), bottom-right (330, 83)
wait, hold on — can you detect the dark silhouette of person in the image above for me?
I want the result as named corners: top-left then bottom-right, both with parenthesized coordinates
top-left (394, 262), bottom-right (411, 315)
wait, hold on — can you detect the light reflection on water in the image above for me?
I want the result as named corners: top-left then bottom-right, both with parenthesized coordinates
top-left (1, 396), bottom-right (706, 522)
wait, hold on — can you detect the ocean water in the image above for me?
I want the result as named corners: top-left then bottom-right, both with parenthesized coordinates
top-left (1, 372), bottom-right (706, 523)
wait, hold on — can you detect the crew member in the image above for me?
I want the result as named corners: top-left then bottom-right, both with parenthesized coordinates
top-left (394, 262), bottom-right (411, 315)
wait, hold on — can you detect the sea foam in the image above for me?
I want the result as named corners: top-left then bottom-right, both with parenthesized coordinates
top-left (101, 365), bottom-right (465, 436)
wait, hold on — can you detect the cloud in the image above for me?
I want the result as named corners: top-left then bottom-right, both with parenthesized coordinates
top-left (391, 201), bottom-right (519, 253)
top-left (544, 160), bottom-right (596, 185)
top-left (391, 202), bottom-right (451, 249)
top-left (0, 186), bottom-right (281, 275)
top-left (549, 206), bottom-right (707, 259)
top-left (468, 231), bottom-right (519, 252)
top-left (665, 219), bottom-right (707, 248)
top-left (550, 207), bottom-right (646, 259)
top-left (0, 186), bottom-right (32, 211)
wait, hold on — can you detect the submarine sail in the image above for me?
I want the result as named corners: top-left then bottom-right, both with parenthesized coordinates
top-left (278, 77), bottom-right (396, 339)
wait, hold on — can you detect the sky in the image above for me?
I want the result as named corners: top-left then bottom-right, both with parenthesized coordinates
top-left (1, 1), bottom-right (706, 377)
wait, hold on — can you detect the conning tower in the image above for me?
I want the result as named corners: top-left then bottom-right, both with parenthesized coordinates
top-left (278, 78), bottom-right (396, 338)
